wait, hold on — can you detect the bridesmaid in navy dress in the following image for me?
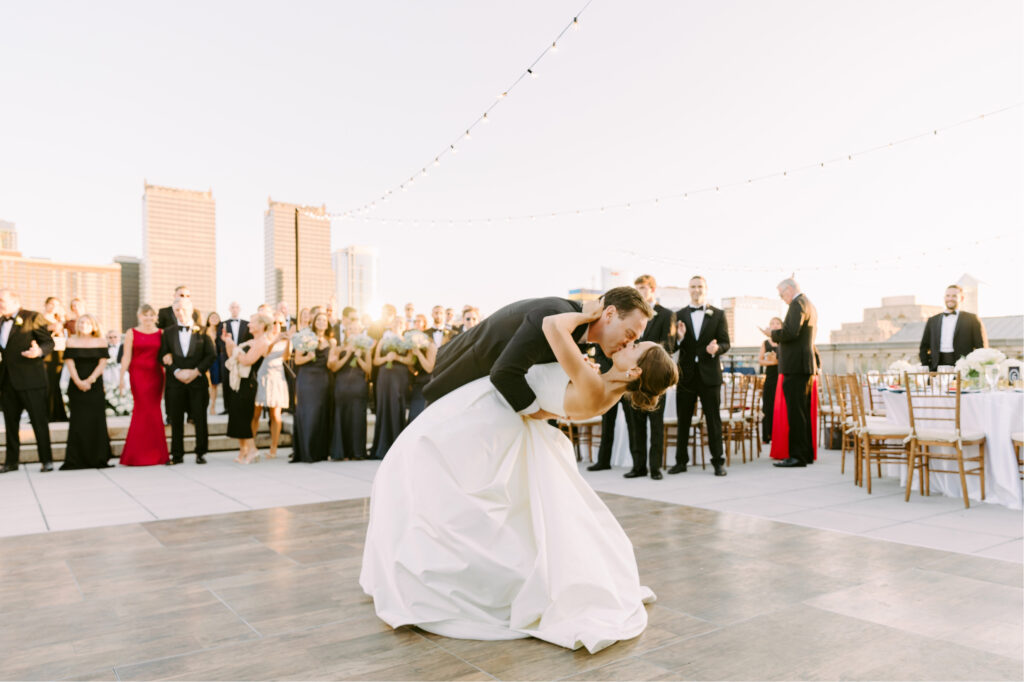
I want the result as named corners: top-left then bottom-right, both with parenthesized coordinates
top-left (407, 314), bottom-right (437, 423)
top-left (60, 315), bottom-right (113, 470)
top-left (370, 318), bottom-right (413, 459)
top-left (292, 311), bottom-right (334, 463)
top-left (328, 307), bottom-right (372, 460)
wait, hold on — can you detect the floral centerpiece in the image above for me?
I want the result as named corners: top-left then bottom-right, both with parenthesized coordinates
top-left (380, 334), bottom-right (412, 369)
top-left (291, 328), bottom-right (318, 355)
top-left (954, 347), bottom-right (1007, 390)
top-left (348, 333), bottom-right (376, 367)
top-left (887, 359), bottom-right (915, 374)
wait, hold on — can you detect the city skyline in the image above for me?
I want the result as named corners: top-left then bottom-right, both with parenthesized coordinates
top-left (0, 1), bottom-right (1019, 341)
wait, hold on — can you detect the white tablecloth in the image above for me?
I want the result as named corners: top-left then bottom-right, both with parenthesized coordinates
top-left (882, 390), bottom-right (1024, 510)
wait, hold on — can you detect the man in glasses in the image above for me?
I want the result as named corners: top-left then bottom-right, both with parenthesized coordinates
top-left (157, 285), bottom-right (201, 330)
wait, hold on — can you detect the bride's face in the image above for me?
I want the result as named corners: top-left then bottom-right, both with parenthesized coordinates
top-left (611, 340), bottom-right (658, 374)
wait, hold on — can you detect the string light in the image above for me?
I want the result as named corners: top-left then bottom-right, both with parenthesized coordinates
top-left (325, 103), bottom-right (1019, 225)
top-left (333, 0), bottom-right (595, 218)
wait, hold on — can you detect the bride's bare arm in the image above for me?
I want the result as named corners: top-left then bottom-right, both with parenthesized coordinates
top-left (541, 311), bottom-right (603, 407)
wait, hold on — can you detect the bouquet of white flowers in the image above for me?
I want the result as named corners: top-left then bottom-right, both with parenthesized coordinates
top-left (887, 359), bottom-right (915, 375)
top-left (380, 334), bottom-right (412, 369)
top-left (105, 386), bottom-right (134, 416)
top-left (403, 330), bottom-right (431, 350)
top-left (954, 347), bottom-right (1006, 380)
top-left (349, 333), bottom-right (376, 367)
top-left (291, 328), bottom-right (318, 355)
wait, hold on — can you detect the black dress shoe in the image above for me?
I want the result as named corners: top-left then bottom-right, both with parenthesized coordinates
top-left (623, 470), bottom-right (647, 478)
top-left (40, 463), bottom-right (54, 473)
top-left (0, 465), bottom-right (18, 474)
top-left (587, 463), bottom-right (611, 472)
top-left (773, 458), bottom-right (806, 468)
top-left (668, 463), bottom-right (687, 474)
top-left (713, 463), bottom-right (727, 477)
top-left (650, 470), bottom-right (663, 480)
top-left (196, 455), bottom-right (207, 465)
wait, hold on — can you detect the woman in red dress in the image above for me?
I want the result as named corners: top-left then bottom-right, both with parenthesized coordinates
top-left (118, 304), bottom-right (169, 466)
top-left (769, 368), bottom-right (819, 461)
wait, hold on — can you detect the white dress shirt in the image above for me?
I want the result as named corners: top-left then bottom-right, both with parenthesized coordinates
top-left (229, 319), bottom-right (240, 344)
top-left (0, 315), bottom-right (14, 349)
top-left (690, 305), bottom-right (707, 363)
top-left (939, 310), bottom-right (959, 353)
top-left (177, 325), bottom-right (193, 356)
top-left (432, 329), bottom-right (444, 346)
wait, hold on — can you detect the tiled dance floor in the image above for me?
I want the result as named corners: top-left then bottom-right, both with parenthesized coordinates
top-left (0, 489), bottom-right (1021, 680)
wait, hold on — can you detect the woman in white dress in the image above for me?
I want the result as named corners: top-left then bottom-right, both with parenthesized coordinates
top-left (360, 304), bottom-right (679, 654)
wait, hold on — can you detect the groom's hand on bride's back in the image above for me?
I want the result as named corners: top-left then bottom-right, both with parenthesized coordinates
top-left (527, 408), bottom-right (557, 420)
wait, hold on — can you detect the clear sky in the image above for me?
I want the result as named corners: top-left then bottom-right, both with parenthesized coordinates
top-left (1, 0), bottom-right (1020, 342)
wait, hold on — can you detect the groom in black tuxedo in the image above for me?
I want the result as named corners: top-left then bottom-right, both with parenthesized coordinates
top-left (161, 301), bottom-right (216, 464)
top-left (0, 289), bottom-right (56, 473)
top-left (424, 287), bottom-right (653, 417)
top-left (918, 284), bottom-right (988, 370)
top-left (670, 276), bottom-right (731, 477)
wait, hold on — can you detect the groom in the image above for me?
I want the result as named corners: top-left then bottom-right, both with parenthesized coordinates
top-left (424, 287), bottom-right (653, 418)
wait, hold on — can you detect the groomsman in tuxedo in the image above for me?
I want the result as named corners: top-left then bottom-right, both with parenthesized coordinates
top-left (0, 289), bottom-right (56, 473)
top-left (161, 300), bottom-right (216, 464)
top-left (622, 275), bottom-right (677, 479)
top-left (670, 276), bottom-right (731, 477)
top-left (157, 285), bottom-right (201, 329)
top-left (426, 305), bottom-right (455, 347)
top-left (919, 284), bottom-right (988, 370)
top-left (770, 278), bottom-right (818, 468)
top-left (218, 301), bottom-right (251, 413)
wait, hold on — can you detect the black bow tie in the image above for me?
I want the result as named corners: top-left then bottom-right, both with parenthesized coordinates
top-left (179, 324), bottom-right (192, 331)
top-left (691, 306), bottom-right (706, 312)
top-left (943, 311), bottom-right (957, 317)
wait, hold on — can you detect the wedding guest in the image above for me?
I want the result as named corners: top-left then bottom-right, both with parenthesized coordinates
top-left (161, 299), bottom-right (216, 465)
top-left (61, 314), bottom-right (113, 470)
top-left (0, 289), bottom-right (56, 473)
top-left (256, 303), bottom-right (273, 317)
top-left (65, 297), bottom-right (85, 335)
top-left (769, 278), bottom-right (818, 468)
top-left (119, 304), bottom-right (169, 466)
top-left (918, 284), bottom-right (989, 370)
top-left (292, 311), bottom-right (334, 462)
top-left (157, 285), bottom-right (201, 329)
top-left (297, 307), bottom-right (312, 331)
top-left (325, 302), bottom-right (341, 339)
top-left (204, 311), bottom-right (224, 415)
top-left (328, 307), bottom-right (372, 460)
top-left (276, 301), bottom-right (296, 332)
top-left (42, 296), bottom-right (69, 423)
top-left (219, 302), bottom-right (251, 415)
top-left (461, 306), bottom-right (480, 331)
top-left (254, 312), bottom-right (290, 459)
top-left (369, 304), bottom-right (397, 341)
top-left (426, 305), bottom-right (455, 347)
top-left (407, 315), bottom-right (437, 422)
top-left (758, 317), bottom-right (783, 443)
top-left (445, 307), bottom-right (457, 332)
top-left (103, 329), bottom-right (122, 390)
top-left (670, 276), bottom-right (730, 477)
top-left (223, 313), bottom-right (271, 464)
top-left (370, 317), bottom-right (414, 459)
top-left (622, 275), bottom-right (677, 479)
top-left (403, 302), bottom-right (417, 329)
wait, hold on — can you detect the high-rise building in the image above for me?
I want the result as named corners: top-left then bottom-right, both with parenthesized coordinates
top-left (114, 255), bottom-right (141, 332)
top-left (141, 183), bottom-right (216, 317)
top-left (721, 296), bottom-right (788, 347)
top-left (0, 225), bottom-right (121, 332)
top-left (333, 246), bottom-right (379, 314)
top-left (264, 199), bottom-right (333, 311)
top-left (0, 220), bottom-right (17, 252)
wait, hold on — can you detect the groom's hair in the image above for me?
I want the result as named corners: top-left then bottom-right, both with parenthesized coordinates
top-left (602, 287), bottom-right (654, 319)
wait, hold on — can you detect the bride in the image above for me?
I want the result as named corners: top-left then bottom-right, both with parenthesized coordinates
top-left (359, 302), bottom-right (678, 654)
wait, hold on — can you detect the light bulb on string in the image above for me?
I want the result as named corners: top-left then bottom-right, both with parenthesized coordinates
top-left (572, 16), bottom-right (579, 30)
top-left (464, 129), bottom-right (471, 140)
top-left (482, 112), bottom-right (490, 124)
top-left (527, 68), bottom-right (536, 78)
top-left (450, 144), bottom-right (457, 154)
top-left (433, 157), bottom-right (440, 167)
top-left (550, 41), bottom-right (558, 52)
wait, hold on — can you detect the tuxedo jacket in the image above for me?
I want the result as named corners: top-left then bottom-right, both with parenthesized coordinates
top-left (0, 309), bottom-right (55, 391)
top-left (424, 297), bottom-right (587, 413)
top-left (425, 326), bottom-right (456, 347)
top-left (771, 293), bottom-right (818, 375)
top-left (675, 305), bottom-right (730, 387)
top-left (644, 304), bottom-right (677, 355)
top-left (919, 311), bottom-right (988, 370)
top-left (157, 306), bottom-right (201, 330)
top-left (160, 325), bottom-right (216, 391)
top-left (217, 319), bottom-right (252, 357)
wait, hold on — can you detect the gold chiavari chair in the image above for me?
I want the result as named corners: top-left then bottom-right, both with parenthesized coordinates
top-left (661, 399), bottom-right (707, 469)
top-left (748, 374), bottom-right (765, 458)
top-left (1012, 432), bottom-right (1024, 480)
top-left (844, 375), bottom-right (912, 491)
top-left (720, 374), bottom-right (750, 465)
top-left (558, 416), bottom-right (602, 463)
top-left (903, 371), bottom-right (986, 509)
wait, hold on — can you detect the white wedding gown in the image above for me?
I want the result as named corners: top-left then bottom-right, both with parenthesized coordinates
top-left (359, 363), bottom-right (655, 654)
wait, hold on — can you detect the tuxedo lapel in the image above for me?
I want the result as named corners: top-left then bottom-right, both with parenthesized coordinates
top-left (683, 308), bottom-right (695, 344)
top-left (696, 308), bottom-right (715, 345)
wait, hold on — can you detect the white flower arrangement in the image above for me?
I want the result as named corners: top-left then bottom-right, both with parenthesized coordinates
top-left (887, 359), bottom-right (915, 374)
top-left (105, 386), bottom-right (134, 416)
top-left (954, 347), bottom-right (1006, 378)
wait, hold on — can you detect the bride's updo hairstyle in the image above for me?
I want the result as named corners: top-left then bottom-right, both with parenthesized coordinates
top-left (626, 346), bottom-right (678, 411)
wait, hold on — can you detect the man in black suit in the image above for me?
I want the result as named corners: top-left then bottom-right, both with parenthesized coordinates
top-left (426, 305), bottom-right (456, 348)
top-left (919, 284), bottom-right (988, 370)
top-left (0, 289), bottom-right (56, 473)
top-left (769, 278), bottom-right (818, 468)
top-left (218, 301), bottom-right (251, 414)
top-left (424, 287), bottom-right (653, 417)
top-left (156, 285), bottom-right (201, 330)
top-left (161, 300), bottom-right (216, 464)
top-left (670, 276), bottom-right (731, 477)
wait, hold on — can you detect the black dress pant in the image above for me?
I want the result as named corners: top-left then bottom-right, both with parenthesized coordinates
top-left (782, 373), bottom-right (814, 464)
top-left (675, 382), bottom-right (723, 466)
top-left (1, 379), bottom-right (52, 467)
top-left (626, 394), bottom-right (666, 473)
top-left (166, 381), bottom-right (209, 460)
top-left (762, 372), bottom-right (778, 442)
